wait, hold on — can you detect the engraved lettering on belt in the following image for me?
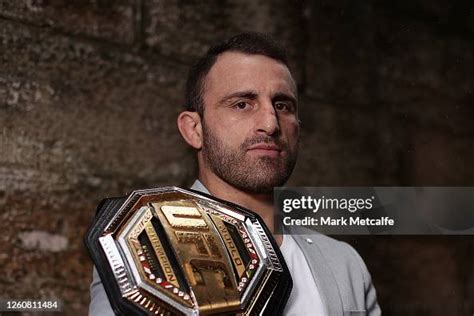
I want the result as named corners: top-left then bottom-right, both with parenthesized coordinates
top-left (144, 221), bottom-right (178, 287)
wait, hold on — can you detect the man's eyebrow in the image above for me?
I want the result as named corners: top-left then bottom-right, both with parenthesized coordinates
top-left (218, 90), bottom-right (258, 104)
top-left (272, 92), bottom-right (297, 104)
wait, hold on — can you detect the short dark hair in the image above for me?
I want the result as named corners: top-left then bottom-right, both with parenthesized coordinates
top-left (185, 32), bottom-right (290, 116)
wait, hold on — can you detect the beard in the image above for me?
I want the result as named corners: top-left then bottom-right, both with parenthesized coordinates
top-left (201, 123), bottom-right (298, 194)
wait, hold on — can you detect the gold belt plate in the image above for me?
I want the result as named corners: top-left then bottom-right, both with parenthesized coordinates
top-left (95, 187), bottom-right (288, 315)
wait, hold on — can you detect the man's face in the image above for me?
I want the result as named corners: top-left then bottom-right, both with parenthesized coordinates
top-left (200, 52), bottom-right (299, 194)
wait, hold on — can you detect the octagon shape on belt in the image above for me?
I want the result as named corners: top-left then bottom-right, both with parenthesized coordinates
top-left (85, 187), bottom-right (292, 315)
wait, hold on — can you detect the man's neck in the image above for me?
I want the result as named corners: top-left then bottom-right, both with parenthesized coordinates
top-left (198, 171), bottom-right (283, 246)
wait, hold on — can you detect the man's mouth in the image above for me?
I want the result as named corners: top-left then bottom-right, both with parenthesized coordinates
top-left (247, 143), bottom-right (282, 157)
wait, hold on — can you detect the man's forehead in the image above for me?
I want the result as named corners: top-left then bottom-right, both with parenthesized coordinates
top-left (204, 52), bottom-right (297, 97)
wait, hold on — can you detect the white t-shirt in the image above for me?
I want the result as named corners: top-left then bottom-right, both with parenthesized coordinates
top-left (280, 234), bottom-right (326, 316)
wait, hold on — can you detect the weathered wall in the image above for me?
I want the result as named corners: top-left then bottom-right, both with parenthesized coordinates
top-left (0, 1), bottom-right (472, 315)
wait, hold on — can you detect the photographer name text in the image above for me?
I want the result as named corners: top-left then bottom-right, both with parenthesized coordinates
top-left (283, 216), bottom-right (394, 227)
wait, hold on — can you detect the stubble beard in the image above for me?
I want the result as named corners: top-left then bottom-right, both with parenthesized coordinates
top-left (201, 123), bottom-right (298, 194)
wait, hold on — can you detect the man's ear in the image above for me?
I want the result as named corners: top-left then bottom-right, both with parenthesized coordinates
top-left (177, 111), bottom-right (203, 149)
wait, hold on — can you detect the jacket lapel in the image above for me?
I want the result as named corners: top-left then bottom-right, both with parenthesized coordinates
top-left (292, 233), bottom-right (344, 315)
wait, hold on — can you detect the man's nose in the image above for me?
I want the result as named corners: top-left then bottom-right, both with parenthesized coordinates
top-left (256, 101), bottom-right (280, 136)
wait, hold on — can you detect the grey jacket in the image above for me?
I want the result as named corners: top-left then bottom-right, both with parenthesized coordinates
top-left (89, 181), bottom-right (381, 315)
top-left (288, 228), bottom-right (380, 315)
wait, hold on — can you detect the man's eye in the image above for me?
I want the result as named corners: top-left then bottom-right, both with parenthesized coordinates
top-left (234, 101), bottom-right (251, 110)
top-left (274, 102), bottom-right (291, 112)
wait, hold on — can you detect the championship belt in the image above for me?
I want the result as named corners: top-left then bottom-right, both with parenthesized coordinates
top-left (85, 187), bottom-right (292, 315)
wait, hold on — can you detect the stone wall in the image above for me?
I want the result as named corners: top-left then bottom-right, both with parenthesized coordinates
top-left (1, 1), bottom-right (472, 315)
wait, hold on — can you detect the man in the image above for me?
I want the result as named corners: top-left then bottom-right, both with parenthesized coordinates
top-left (89, 33), bottom-right (381, 315)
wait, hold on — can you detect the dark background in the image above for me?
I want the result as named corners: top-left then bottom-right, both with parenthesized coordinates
top-left (0, 0), bottom-right (473, 315)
